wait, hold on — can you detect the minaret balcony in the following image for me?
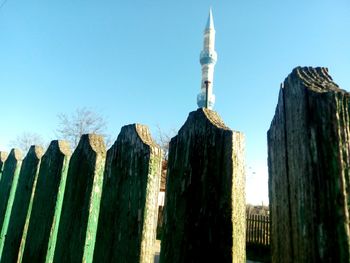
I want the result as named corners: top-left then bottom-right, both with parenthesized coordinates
top-left (200, 50), bottom-right (217, 65)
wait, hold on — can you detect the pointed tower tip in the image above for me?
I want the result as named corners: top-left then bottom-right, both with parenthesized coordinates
top-left (205, 8), bottom-right (214, 30)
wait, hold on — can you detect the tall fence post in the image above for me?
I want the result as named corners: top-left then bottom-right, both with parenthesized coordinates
top-left (160, 108), bottom-right (245, 263)
top-left (53, 134), bottom-right (106, 263)
top-left (0, 149), bottom-right (22, 234)
top-left (0, 146), bottom-right (43, 262)
top-left (268, 67), bottom-right (350, 263)
top-left (93, 124), bottom-right (162, 263)
top-left (21, 141), bottom-right (71, 263)
top-left (0, 152), bottom-right (8, 181)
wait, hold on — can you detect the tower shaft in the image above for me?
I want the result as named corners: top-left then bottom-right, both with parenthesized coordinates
top-left (197, 9), bottom-right (217, 109)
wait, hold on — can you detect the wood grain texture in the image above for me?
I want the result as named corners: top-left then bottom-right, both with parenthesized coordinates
top-left (93, 124), bottom-right (162, 263)
top-left (160, 108), bottom-right (246, 263)
top-left (268, 67), bottom-right (350, 263)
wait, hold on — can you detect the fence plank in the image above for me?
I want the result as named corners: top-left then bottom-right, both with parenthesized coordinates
top-left (53, 134), bottom-right (106, 263)
top-left (0, 152), bottom-right (8, 182)
top-left (93, 124), bottom-right (162, 263)
top-left (0, 149), bottom-right (22, 234)
top-left (268, 67), bottom-right (350, 262)
top-left (0, 146), bottom-right (43, 263)
top-left (160, 109), bottom-right (245, 263)
top-left (21, 141), bottom-right (71, 263)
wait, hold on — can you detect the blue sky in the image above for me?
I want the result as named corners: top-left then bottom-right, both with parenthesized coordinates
top-left (0, 0), bottom-right (349, 204)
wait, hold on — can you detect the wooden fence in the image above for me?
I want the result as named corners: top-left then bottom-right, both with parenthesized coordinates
top-left (0, 125), bottom-right (162, 263)
top-left (246, 212), bottom-right (271, 262)
top-left (246, 212), bottom-right (270, 245)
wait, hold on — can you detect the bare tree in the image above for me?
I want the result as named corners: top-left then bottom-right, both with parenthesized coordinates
top-left (9, 132), bottom-right (45, 154)
top-left (155, 126), bottom-right (177, 192)
top-left (154, 126), bottom-right (177, 237)
top-left (155, 125), bottom-right (177, 160)
top-left (56, 107), bottom-right (111, 149)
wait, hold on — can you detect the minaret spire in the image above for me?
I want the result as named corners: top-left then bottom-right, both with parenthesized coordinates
top-left (197, 8), bottom-right (217, 109)
top-left (206, 8), bottom-right (214, 29)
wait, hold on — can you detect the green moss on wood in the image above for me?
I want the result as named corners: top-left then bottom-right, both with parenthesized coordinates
top-left (53, 134), bottom-right (106, 263)
top-left (0, 146), bottom-right (43, 263)
top-left (0, 152), bottom-right (8, 182)
top-left (20, 141), bottom-right (71, 263)
top-left (93, 124), bottom-right (162, 263)
top-left (268, 67), bottom-right (350, 263)
top-left (160, 109), bottom-right (246, 263)
top-left (0, 149), bottom-right (22, 234)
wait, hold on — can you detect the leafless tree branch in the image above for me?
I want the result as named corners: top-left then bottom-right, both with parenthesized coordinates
top-left (56, 107), bottom-right (110, 149)
top-left (9, 132), bottom-right (45, 154)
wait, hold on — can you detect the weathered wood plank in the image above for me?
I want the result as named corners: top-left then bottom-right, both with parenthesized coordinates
top-left (268, 67), bottom-right (350, 262)
top-left (0, 149), bottom-right (22, 234)
top-left (53, 134), bottom-right (106, 263)
top-left (160, 108), bottom-right (245, 263)
top-left (0, 146), bottom-right (43, 263)
top-left (93, 124), bottom-right (162, 263)
top-left (21, 141), bottom-right (71, 263)
top-left (0, 152), bottom-right (8, 182)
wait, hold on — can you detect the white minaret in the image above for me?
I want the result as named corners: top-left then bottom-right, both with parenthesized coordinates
top-left (197, 8), bottom-right (217, 109)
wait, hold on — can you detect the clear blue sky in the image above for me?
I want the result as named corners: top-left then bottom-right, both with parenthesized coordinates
top-left (0, 0), bottom-right (349, 204)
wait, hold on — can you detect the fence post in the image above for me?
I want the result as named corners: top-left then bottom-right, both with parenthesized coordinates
top-left (0, 149), bottom-right (22, 234)
top-left (259, 215), bottom-right (262, 244)
top-left (246, 212), bottom-right (250, 243)
top-left (93, 124), bottom-right (162, 263)
top-left (0, 146), bottom-right (43, 262)
top-left (268, 67), bottom-right (350, 262)
top-left (53, 134), bottom-right (106, 263)
top-left (253, 215), bottom-right (257, 243)
top-left (160, 108), bottom-right (245, 263)
top-left (0, 152), bottom-right (8, 181)
top-left (20, 141), bottom-right (71, 263)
